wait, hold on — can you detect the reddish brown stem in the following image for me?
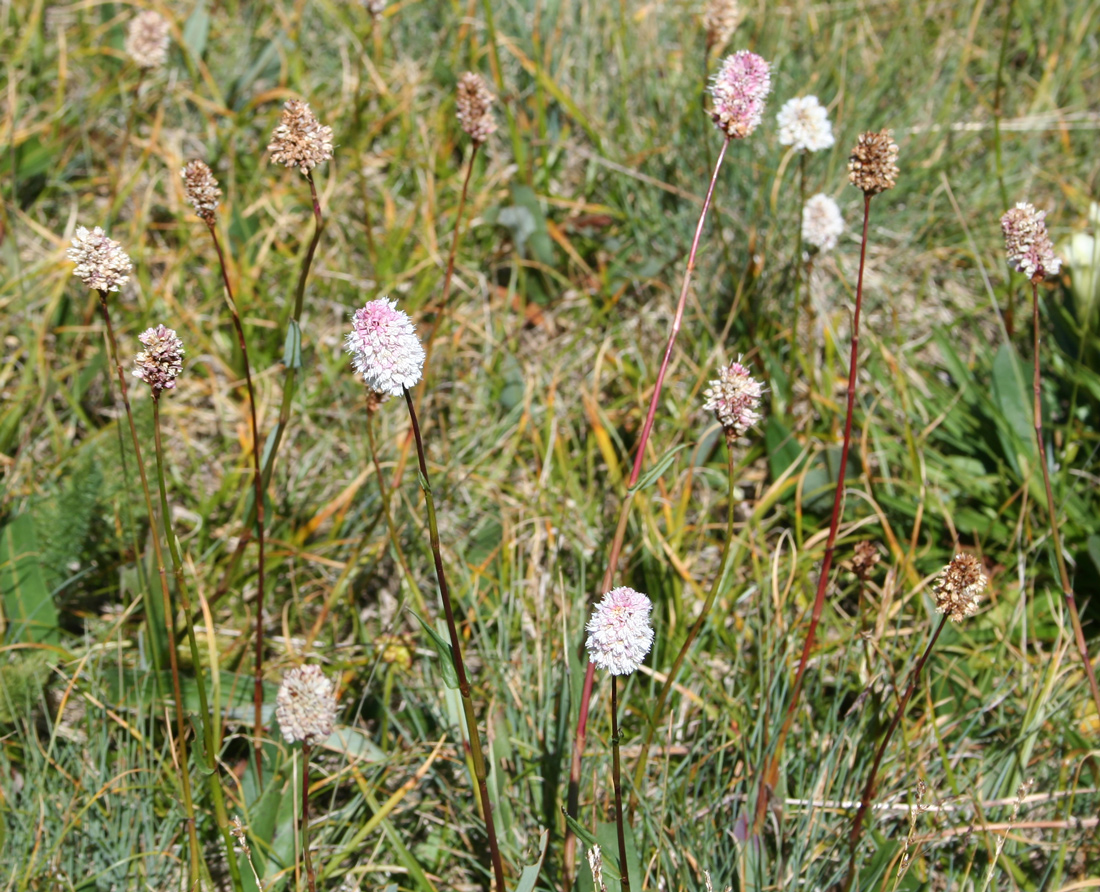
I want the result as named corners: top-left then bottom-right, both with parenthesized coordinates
top-left (611, 676), bottom-right (630, 892)
top-left (754, 191), bottom-right (874, 831)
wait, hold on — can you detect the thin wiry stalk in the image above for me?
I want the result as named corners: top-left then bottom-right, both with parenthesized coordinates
top-left (302, 743), bottom-right (317, 892)
top-left (754, 191), bottom-right (874, 831)
top-left (205, 220), bottom-right (267, 787)
top-left (403, 386), bottom-right (506, 892)
top-left (152, 398), bottom-right (243, 892)
top-left (611, 676), bottom-right (630, 892)
top-left (1029, 281), bottom-right (1100, 717)
top-left (841, 614), bottom-right (949, 892)
top-left (96, 292), bottom-right (203, 889)
top-left (993, 0), bottom-right (1016, 337)
top-left (564, 134), bottom-right (732, 887)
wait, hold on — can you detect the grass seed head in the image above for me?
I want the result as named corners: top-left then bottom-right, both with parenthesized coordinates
top-left (276, 664), bottom-right (338, 746)
top-left (345, 298), bottom-right (426, 397)
top-left (703, 0), bottom-right (741, 54)
top-left (67, 226), bottom-right (132, 293)
top-left (585, 587), bottom-right (654, 676)
top-left (1001, 202), bottom-right (1061, 282)
top-left (456, 72), bottom-right (496, 145)
top-left (708, 50), bottom-right (772, 139)
top-left (268, 100), bottom-right (334, 174)
top-left (132, 325), bottom-right (185, 397)
top-left (933, 553), bottom-right (987, 623)
top-left (802, 193), bottom-right (845, 254)
top-left (777, 95), bottom-right (835, 153)
top-left (181, 160), bottom-right (221, 225)
top-left (703, 358), bottom-right (764, 444)
top-left (848, 129), bottom-right (899, 195)
top-left (125, 10), bottom-right (170, 69)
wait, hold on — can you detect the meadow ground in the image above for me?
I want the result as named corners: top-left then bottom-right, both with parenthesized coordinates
top-left (2, 0), bottom-right (1100, 890)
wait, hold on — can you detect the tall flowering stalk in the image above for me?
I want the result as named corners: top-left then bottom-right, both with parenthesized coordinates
top-left (136, 325), bottom-right (243, 890)
top-left (66, 229), bottom-right (204, 887)
top-left (345, 299), bottom-right (506, 891)
top-left (754, 130), bottom-right (899, 832)
top-left (585, 587), bottom-right (655, 892)
top-left (1001, 202), bottom-right (1100, 719)
top-left (564, 50), bottom-right (771, 887)
top-left (182, 159), bottom-right (269, 778)
top-left (841, 555), bottom-right (988, 891)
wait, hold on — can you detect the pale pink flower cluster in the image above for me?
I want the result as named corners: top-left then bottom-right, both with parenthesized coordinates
top-left (125, 10), bottom-right (170, 69)
top-left (777, 95), bottom-right (834, 153)
top-left (276, 664), bottom-right (338, 745)
top-left (67, 226), bottom-right (133, 293)
top-left (345, 298), bottom-right (426, 397)
top-left (585, 587), bottom-right (654, 676)
top-left (1001, 202), bottom-right (1061, 282)
top-left (132, 325), bottom-right (185, 396)
top-left (708, 51), bottom-right (771, 139)
top-left (702, 359), bottom-right (763, 441)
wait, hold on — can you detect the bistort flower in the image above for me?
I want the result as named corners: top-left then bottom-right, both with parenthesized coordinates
top-left (1001, 202), bottom-right (1061, 282)
top-left (802, 193), bottom-right (845, 254)
top-left (932, 553), bottom-right (987, 623)
top-left (703, 0), bottom-right (741, 53)
top-left (777, 95), bottom-right (834, 153)
top-left (276, 664), bottom-right (338, 745)
top-left (708, 50), bottom-right (771, 139)
top-left (585, 587), bottom-right (654, 676)
top-left (702, 358), bottom-right (764, 442)
top-left (67, 226), bottom-right (132, 293)
top-left (851, 541), bottom-right (881, 581)
top-left (345, 298), bottom-right (426, 397)
top-left (268, 100), bottom-right (334, 174)
top-left (181, 160), bottom-right (221, 225)
top-left (848, 130), bottom-right (899, 195)
top-left (125, 10), bottom-right (170, 69)
top-left (456, 72), bottom-right (496, 145)
top-left (132, 325), bottom-right (185, 396)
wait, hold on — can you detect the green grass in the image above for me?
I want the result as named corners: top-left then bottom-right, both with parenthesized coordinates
top-left (2, 0), bottom-right (1100, 889)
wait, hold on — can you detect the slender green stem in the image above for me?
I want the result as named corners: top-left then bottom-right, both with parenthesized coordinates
top-left (96, 292), bottom-right (203, 889)
top-left (791, 151), bottom-right (807, 348)
top-left (841, 614), bottom-right (949, 892)
top-left (302, 743), bottom-right (317, 892)
top-left (611, 676), bottom-right (630, 892)
top-left (993, 0), bottom-right (1016, 338)
top-left (152, 398), bottom-right (243, 892)
top-left (1029, 282), bottom-right (1100, 718)
top-left (403, 386), bottom-right (506, 892)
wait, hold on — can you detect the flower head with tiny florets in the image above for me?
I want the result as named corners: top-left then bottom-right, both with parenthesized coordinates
top-left (703, 0), bottom-right (741, 53)
top-left (777, 95), bottom-right (834, 153)
top-left (933, 553), bottom-right (987, 623)
top-left (181, 160), bottom-right (221, 225)
top-left (848, 130), bottom-right (899, 195)
top-left (132, 325), bottom-right (184, 397)
top-left (364, 0), bottom-right (386, 19)
top-left (125, 10), bottom-right (170, 69)
top-left (708, 51), bottom-right (771, 140)
top-left (345, 298), bottom-right (426, 397)
top-left (456, 72), bottom-right (496, 145)
top-left (802, 193), bottom-right (845, 254)
top-left (67, 226), bottom-right (132, 293)
top-left (585, 587), bottom-right (654, 676)
top-left (1001, 202), bottom-right (1061, 282)
top-left (276, 664), bottom-right (338, 746)
top-left (703, 358), bottom-right (764, 443)
top-left (268, 100), bottom-right (334, 174)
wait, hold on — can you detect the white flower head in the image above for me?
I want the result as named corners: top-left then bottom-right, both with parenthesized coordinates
top-left (67, 226), bottom-right (132, 292)
top-left (585, 587), bottom-right (654, 676)
top-left (276, 664), bottom-right (338, 746)
top-left (702, 358), bottom-right (764, 441)
top-left (777, 95), bottom-right (834, 153)
top-left (802, 193), bottom-right (845, 254)
top-left (345, 298), bottom-right (426, 396)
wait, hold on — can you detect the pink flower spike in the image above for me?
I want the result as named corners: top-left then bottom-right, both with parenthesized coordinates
top-left (709, 50), bottom-right (772, 139)
top-left (585, 587), bottom-right (655, 676)
top-left (345, 298), bottom-right (425, 397)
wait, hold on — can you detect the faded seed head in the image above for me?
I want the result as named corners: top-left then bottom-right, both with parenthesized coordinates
top-left (67, 226), bottom-right (133, 293)
top-left (181, 160), bottom-right (222, 225)
top-left (1001, 202), bottom-right (1061, 282)
top-left (132, 325), bottom-right (185, 397)
top-left (456, 72), bottom-right (496, 145)
top-left (125, 10), bottom-right (170, 69)
top-left (848, 130), bottom-right (899, 195)
top-left (933, 553), bottom-right (987, 623)
top-left (703, 0), bottom-right (741, 53)
top-left (268, 100), bottom-right (334, 174)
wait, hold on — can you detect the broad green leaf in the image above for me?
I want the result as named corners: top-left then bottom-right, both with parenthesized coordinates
top-left (282, 318), bottom-right (302, 369)
top-left (515, 829), bottom-right (549, 892)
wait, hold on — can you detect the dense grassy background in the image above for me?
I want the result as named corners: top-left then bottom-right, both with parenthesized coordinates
top-left (3, 0), bottom-right (1100, 889)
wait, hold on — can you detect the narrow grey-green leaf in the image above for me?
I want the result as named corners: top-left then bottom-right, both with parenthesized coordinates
top-left (629, 443), bottom-right (688, 493)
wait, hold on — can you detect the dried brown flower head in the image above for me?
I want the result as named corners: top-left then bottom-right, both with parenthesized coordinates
top-left (268, 100), bottom-right (334, 174)
top-left (67, 226), bottom-right (133, 293)
top-left (848, 130), bottom-right (899, 195)
top-left (1001, 202), bottom-right (1061, 282)
top-left (132, 324), bottom-right (185, 397)
top-left (703, 0), bottom-right (741, 53)
top-left (456, 72), bottom-right (496, 145)
top-left (181, 160), bottom-right (221, 225)
top-left (933, 553), bottom-right (987, 623)
top-left (125, 10), bottom-right (171, 69)
top-left (276, 664), bottom-right (338, 745)
top-left (852, 541), bottom-right (881, 581)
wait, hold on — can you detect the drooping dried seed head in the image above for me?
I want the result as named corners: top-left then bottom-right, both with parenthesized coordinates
top-left (276, 664), bottom-right (338, 746)
top-left (181, 160), bottom-right (222, 225)
top-left (848, 130), bottom-right (899, 195)
top-left (585, 587), bottom-right (655, 676)
top-left (456, 72), bottom-right (496, 145)
top-left (702, 358), bottom-right (764, 444)
top-left (933, 553), bottom-right (987, 623)
top-left (67, 226), bottom-right (133, 293)
top-left (1001, 202), bottom-right (1062, 282)
top-left (851, 541), bottom-right (881, 581)
top-left (268, 100), bottom-right (334, 174)
top-left (708, 50), bottom-right (772, 139)
top-left (132, 324), bottom-right (185, 397)
top-left (802, 193), bottom-right (845, 254)
top-left (703, 0), bottom-right (741, 53)
top-left (125, 10), bottom-right (171, 69)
